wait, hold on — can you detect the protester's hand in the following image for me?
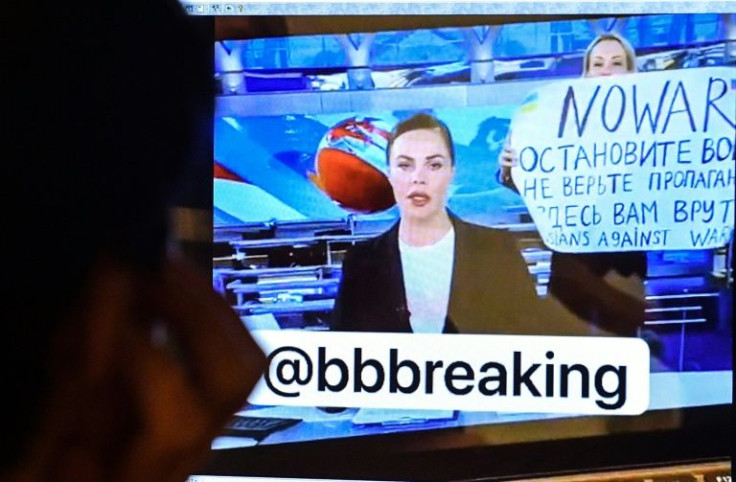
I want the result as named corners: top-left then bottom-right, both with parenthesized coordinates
top-left (498, 134), bottom-right (518, 189)
top-left (20, 256), bottom-right (266, 482)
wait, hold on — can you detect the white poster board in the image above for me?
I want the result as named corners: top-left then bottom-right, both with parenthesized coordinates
top-left (511, 67), bottom-right (735, 253)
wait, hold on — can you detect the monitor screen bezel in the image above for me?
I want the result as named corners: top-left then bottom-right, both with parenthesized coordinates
top-left (184, 11), bottom-right (734, 481)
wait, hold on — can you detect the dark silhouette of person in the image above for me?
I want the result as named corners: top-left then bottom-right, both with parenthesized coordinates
top-left (3, 2), bottom-right (266, 481)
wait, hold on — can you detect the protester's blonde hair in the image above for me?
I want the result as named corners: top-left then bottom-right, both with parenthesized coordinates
top-left (582, 33), bottom-right (638, 77)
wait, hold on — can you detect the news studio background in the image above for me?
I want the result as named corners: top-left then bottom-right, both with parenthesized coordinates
top-left (206, 12), bottom-right (733, 447)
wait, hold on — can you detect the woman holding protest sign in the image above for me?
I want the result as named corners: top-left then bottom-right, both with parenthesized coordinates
top-left (498, 32), bottom-right (638, 188)
top-left (496, 32), bottom-right (649, 338)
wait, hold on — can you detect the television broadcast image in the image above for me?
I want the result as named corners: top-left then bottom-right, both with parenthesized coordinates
top-left (203, 10), bottom-right (734, 481)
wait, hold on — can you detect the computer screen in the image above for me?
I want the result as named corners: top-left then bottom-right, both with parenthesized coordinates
top-left (192, 6), bottom-right (733, 481)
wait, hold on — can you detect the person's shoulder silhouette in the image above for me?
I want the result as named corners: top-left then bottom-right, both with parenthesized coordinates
top-left (4, 2), bottom-right (266, 481)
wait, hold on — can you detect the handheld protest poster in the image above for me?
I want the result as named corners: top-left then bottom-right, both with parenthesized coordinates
top-left (510, 66), bottom-right (735, 253)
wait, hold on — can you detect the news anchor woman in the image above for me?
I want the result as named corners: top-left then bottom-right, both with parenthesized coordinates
top-left (331, 113), bottom-right (586, 335)
top-left (497, 33), bottom-right (648, 337)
